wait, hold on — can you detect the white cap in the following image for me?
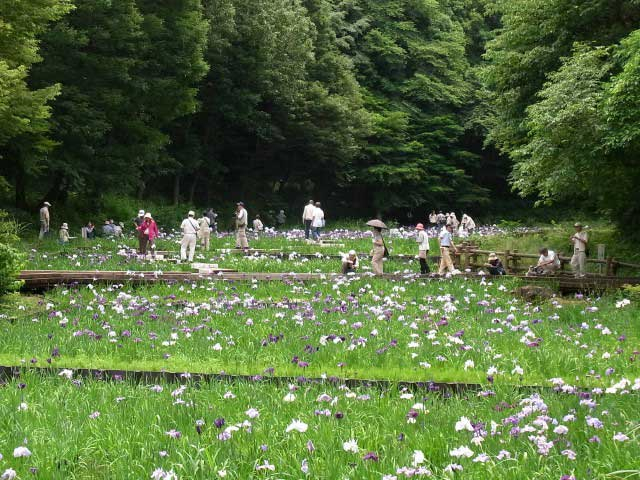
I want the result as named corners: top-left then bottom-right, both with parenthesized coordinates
top-left (44, 201), bottom-right (51, 207)
top-left (188, 210), bottom-right (195, 217)
top-left (138, 210), bottom-right (145, 216)
top-left (61, 223), bottom-right (68, 229)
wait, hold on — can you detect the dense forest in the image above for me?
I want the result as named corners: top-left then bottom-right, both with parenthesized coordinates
top-left (0, 0), bottom-right (639, 224)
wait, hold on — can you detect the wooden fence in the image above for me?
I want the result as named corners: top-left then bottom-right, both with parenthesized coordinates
top-left (454, 243), bottom-right (640, 276)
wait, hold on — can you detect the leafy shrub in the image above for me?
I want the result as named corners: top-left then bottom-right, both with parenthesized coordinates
top-left (0, 210), bottom-right (25, 295)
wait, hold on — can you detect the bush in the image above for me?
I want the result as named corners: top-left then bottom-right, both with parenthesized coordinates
top-left (0, 210), bottom-right (25, 295)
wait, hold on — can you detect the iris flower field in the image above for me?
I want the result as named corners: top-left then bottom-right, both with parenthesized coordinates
top-left (1, 228), bottom-right (638, 479)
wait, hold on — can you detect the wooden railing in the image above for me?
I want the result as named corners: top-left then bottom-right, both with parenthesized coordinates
top-left (453, 243), bottom-right (640, 276)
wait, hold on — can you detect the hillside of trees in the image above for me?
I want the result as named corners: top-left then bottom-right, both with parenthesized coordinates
top-left (0, 0), bottom-right (638, 225)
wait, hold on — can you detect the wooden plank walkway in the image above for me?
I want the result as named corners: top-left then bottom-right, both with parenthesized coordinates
top-left (18, 269), bottom-right (640, 293)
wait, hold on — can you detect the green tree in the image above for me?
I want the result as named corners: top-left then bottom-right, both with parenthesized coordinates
top-left (0, 0), bottom-right (73, 208)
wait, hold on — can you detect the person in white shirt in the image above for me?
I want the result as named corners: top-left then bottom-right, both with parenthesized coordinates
top-left (428, 211), bottom-right (437, 225)
top-left (302, 200), bottom-right (315, 239)
top-left (570, 222), bottom-right (588, 277)
top-left (235, 202), bottom-right (249, 250)
top-left (198, 212), bottom-right (211, 251)
top-left (252, 214), bottom-right (264, 237)
top-left (39, 202), bottom-right (51, 239)
top-left (311, 202), bottom-right (324, 241)
top-left (415, 223), bottom-right (430, 274)
top-left (180, 211), bottom-right (199, 261)
top-left (461, 214), bottom-right (476, 235)
top-left (535, 247), bottom-right (560, 274)
top-left (438, 224), bottom-right (457, 274)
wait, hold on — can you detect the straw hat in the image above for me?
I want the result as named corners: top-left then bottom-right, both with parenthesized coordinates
top-left (144, 213), bottom-right (152, 219)
top-left (44, 201), bottom-right (52, 207)
top-left (416, 223), bottom-right (424, 230)
top-left (488, 252), bottom-right (498, 260)
top-left (61, 223), bottom-right (68, 230)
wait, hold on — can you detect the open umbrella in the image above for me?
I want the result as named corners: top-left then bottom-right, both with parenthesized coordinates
top-left (366, 219), bottom-right (388, 229)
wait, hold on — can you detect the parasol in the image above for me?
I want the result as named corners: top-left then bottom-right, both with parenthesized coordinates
top-left (366, 219), bottom-right (388, 229)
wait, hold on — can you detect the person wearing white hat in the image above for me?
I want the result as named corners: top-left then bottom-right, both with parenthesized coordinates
top-left (58, 222), bottom-right (69, 245)
top-left (570, 222), bottom-right (588, 277)
top-left (39, 202), bottom-right (51, 239)
top-left (341, 250), bottom-right (359, 274)
top-left (197, 211), bottom-right (211, 251)
top-left (235, 202), bottom-right (249, 250)
top-left (415, 223), bottom-right (430, 274)
top-left (484, 252), bottom-right (505, 275)
top-left (180, 211), bottom-right (199, 261)
top-left (134, 210), bottom-right (145, 253)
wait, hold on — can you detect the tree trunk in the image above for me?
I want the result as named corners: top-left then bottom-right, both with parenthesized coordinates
top-left (188, 176), bottom-right (197, 204)
top-left (173, 175), bottom-right (181, 205)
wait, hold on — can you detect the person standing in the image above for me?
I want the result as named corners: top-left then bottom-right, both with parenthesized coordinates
top-left (206, 208), bottom-right (218, 234)
top-left (370, 226), bottom-right (385, 275)
top-left (198, 212), bottom-right (211, 251)
top-left (253, 214), bottom-right (264, 237)
top-left (302, 200), bottom-right (315, 239)
top-left (436, 211), bottom-right (446, 229)
top-left (428, 211), bottom-right (437, 225)
top-left (58, 223), bottom-right (70, 245)
top-left (438, 224), bottom-right (457, 275)
top-left (235, 202), bottom-right (249, 250)
top-left (137, 213), bottom-right (158, 256)
top-left (415, 223), bottom-right (430, 275)
top-left (39, 202), bottom-right (51, 239)
top-left (570, 222), bottom-right (589, 277)
top-left (180, 211), bottom-right (199, 262)
top-left (134, 210), bottom-right (145, 253)
top-left (276, 210), bottom-right (286, 228)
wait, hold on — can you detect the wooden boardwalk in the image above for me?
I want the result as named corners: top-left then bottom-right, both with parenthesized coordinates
top-left (18, 269), bottom-right (640, 293)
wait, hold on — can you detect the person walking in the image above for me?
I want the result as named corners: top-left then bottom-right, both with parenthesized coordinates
top-left (302, 200), bottom-right (315, 239)
top-left (370, 226), bottom-right (386, 275)
top-left (415, 223), bottom-right (430, 275)
top-left (180, 211), bottom-right (199, 262)
top-left (206, 208), bottom-right (218, 234)
top-left (570, 222), bottom-right (589, 277)
top-left (58, 223), bottom-right (70, 245)
top-left (198, 212), bottom-right (211, 251)
top-left (311, 202), bottom-right (324, 241)
top-left (235, 202), bottom-right (249, 250)
top-left (438, 224), bottom-right (457, 275)
top-left (137, 213), bottom-right (158, 256)
top-left (39, 202), bottom-right (51, 239)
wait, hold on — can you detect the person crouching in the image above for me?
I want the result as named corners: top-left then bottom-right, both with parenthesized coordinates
top-left (342, 250), bottom-right (359, 274)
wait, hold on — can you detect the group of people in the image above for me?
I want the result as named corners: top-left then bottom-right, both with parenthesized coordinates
top-left (302, 200), bottom-right (325, 241)
top-left (428, 211), bottom-right (476, 236)
top-left (529, 223), bottom-right (589, 278)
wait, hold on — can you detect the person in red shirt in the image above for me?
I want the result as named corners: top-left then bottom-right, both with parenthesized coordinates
top-left (137, 213), bottom-right (159, 256)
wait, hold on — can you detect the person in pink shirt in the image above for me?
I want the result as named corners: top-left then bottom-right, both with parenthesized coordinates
top-left (137, 212), bottom-right (159, 256)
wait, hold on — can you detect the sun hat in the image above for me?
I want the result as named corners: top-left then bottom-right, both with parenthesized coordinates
top-left (144, 213), bottom-right (152, 219)
top-left (574, 222), bottom-right (582, 227)
top-left (348, 250), bottom-right (356, 256)
top-left (61, 223), bottom-right (68, 230)
top-left (44, 201), bottom-right (51, 207)
top-left (416, 223), bottom-right (424, 230)
top-left (138, 210), bottom-right (145, 216)
top-left (488, 252), bottom-right (498, 260)
top-left (188, 210), bottom-right (195, 217)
